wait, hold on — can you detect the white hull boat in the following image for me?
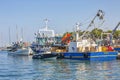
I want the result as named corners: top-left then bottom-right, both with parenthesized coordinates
top-left (8, 47), bottom-right (33, 56)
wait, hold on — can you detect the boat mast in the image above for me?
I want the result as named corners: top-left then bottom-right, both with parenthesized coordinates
top-left (9, 27), bottom-right (11, 44)
top-left (1, 32), bottom-right (3, 47)
top-left (21, 27), bottom-right (23, 42)
top-left (75, 22), bottom-right (80, 41)
top-left (16, 25), bottom-right (19, 42)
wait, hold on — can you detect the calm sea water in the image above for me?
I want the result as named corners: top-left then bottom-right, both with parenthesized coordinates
top-left (0, 51), bottom-right (120, 80)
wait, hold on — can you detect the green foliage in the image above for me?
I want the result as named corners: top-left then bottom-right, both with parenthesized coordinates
top-left (91, 28), bottom-right (103, 38)
top-left (107, 30), bottom-right (112, 33)
top-left (62, 29), bottom-right (120, 39)
top-left (113, 30), bottom-right (120, 39)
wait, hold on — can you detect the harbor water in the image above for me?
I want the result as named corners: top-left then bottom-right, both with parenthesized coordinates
top-left (0, 51), bottom-right (120, 80)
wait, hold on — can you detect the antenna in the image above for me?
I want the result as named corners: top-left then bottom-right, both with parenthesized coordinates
top-left (44, 18), bottom-right (49, 30)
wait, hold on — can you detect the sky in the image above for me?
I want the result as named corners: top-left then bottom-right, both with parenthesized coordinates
top-left (0, 0), bottom-right (120, 46)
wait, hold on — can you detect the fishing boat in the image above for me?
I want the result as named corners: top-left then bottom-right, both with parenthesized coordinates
top-left (105, 22), bottom-right (120, 59)
top-left (57, 38), bottom-right (118, 61)
top-left (113, 39), bottom-right (120, 59)
top-left (112, 22), bottom-right (120, 51)
top-left (114, 39), bottom-right (120, 52)
top-left (111, 22), bottom-right (120, 52)
top-left (113, 38), bottom-right (120, 59)
top-left (56, 10), bottom-right (118, 61)
top-left (7, 42), bottom-right (33, 56)
top-left (31, 19), bottom-right (59, 59)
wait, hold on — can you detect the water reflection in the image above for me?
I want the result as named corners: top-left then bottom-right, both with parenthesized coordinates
top-left (0, 51), bottom-right (120, 80)
top-left (75, 61), bottom-right (118, 80)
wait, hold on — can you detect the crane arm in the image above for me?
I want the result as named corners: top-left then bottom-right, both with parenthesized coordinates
top-left (80, 10), bottom-right (104, 38)
top-left (112, 22), bottom-right (120, 35)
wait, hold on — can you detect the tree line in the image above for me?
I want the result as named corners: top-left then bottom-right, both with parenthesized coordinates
top-left (63, 28), bottom-right (120, 39)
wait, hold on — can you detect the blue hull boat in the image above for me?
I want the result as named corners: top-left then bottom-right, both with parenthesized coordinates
top-left (57, 52), bottom-right (118, 61)
top-left (114, 48), bottom-right (120, 52)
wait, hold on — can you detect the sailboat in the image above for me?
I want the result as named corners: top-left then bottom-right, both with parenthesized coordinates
top-left (7, 27), bottom-right (33, 56)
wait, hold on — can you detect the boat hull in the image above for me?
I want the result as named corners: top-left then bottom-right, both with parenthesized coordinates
top-left (8, 49), bottom-right (30, 56)
top-left (32, 52), bottom-right (57, 59)
top-left (57, 52), bottom-right (118, 61)
top-left (114, 48), bottom-right (120, 52)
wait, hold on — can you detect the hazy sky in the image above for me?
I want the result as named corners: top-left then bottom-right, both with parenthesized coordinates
top-left (0, 0), bottom-right (120, 46)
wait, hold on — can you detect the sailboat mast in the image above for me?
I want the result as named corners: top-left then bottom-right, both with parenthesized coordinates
top-left (9, 27), bottom-right (11, 44)
top-left (16, 25), bottom-right (18, 42)
top-left (1, 32), bottom-right (3, 47)
top-left (21, 27), bottom-right (23, 42)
